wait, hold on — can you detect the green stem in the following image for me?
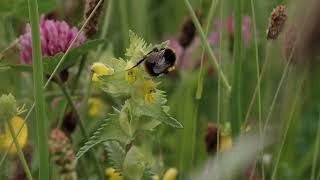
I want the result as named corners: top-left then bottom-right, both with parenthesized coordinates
top-left (5, 118), bottom-right (33, 180)
top-left (311, 111), bottom-right (320, 180)
top-left (56, 80), bottom-right (104, 179)
top-left (119, 0), bottom-right (129, 50)
top-left (183, 0), bottom-right (231, 93)
top-left (250, 0), bottom-right (264, 178)
top-left (230, 0), bottom-right (242, 137)
top-left (27, 0), bottom-right (49, 178)
top-left (196, 0), bottom-right (218, 99)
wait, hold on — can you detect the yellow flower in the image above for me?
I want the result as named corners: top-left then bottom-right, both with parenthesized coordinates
top-left (163, 168), bottom-right (178, 180)
top-left (105, 167), bottom-right (123, 180)
top-left (91, 62), bottom-right (114, 81)
top-left (126, 68), bottom-right (137, 84)
top-left (0, 116), bottom-right (28, 155)
top-left (143, 80), bottom-right (157, 103)
top-left (219, 134), bottom-right (232, 152)
top-left (88, 98), bottom-right (103, 117)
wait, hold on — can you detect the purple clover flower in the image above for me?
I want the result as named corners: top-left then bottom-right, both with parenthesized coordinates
top-left (19, 16), bottom-right (86, 64)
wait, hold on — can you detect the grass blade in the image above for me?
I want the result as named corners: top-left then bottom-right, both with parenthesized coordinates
top-left (27, 0), bottom-right (49, 178)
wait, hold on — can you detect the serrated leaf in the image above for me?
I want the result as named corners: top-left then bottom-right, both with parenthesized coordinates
top-left (123, 146), bottom-right (145, 180)
top-left (100, 72), bottom-right (130, 97)
top-left (142, 166), bottom-right (157, 180)
top-left (125, 30), bottom-right (153, 66)
top-left (76, 113), bottom-right (132, 160)
top-left (104, 141), bottom-right (126, 173)
top-left (119, 101), bottom-right (135, 137)
top-left (43, 39), bottom-right (106, 74)
top-left (129, 99), bottom-right (183, 129)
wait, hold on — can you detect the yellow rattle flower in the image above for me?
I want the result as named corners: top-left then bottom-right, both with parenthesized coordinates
top-left (105, 167), bottom-right (123, 180)
top-left (88, 98), bottom-right (103, 117)
top-left (143, 80), bottom-right (157, 103)
top-left (0, 116), bottom-right (28, 155)
top-left (91, 62), bottom-right (114, 81)
top-left (163, 168), bottom-right (178, 180)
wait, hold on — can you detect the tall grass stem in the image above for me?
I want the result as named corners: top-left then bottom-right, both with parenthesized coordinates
top-left (27, 0), bottom-right (49, 178)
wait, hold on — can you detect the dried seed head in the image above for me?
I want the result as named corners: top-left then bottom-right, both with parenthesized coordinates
top-left (204, 123), bottom-right (219, 155)
top-left (62, 111), bottom-right (77, 135)
top-left (178, 11), bottom-right (202, 48)
top-left (266, 5), bottom-right (288, 40)
top-left (84, 0), bottom-right (105, 38)
top-left (49, 128), bottom-right (77, 180)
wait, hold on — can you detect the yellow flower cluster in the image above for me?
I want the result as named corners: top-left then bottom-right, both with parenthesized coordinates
top-left (105, 167), bottom-right (123, 180)
top-left (91, 62), bottom-right (114, 81)
top-left (126, 68), bottom-right (138, 84)
top-left (88, 97), bottom-right (103, 117)
top-left (0, 116), bottom-right (28, 155)
top-left (143, 80), bottom-right (157, 103)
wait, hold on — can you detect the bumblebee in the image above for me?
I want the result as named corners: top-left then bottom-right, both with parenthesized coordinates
top-left (129, 48), bottom-right (176, 76)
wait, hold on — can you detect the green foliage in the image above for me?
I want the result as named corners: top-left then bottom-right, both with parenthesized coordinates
top-left (123, 146), bottom-right (146, 180)
top-left (125, 30), bottom-right (153, 66)
top-left (104, 141), bottom-right (126, 173)
top-left (76, 113), bottom-right (132, 160)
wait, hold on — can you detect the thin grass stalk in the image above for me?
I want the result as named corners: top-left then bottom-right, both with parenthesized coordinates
top-left (196, 0), bottom-right (218, 99)
top-left (215, 1), bottom-right (224, 179)
top-left (310, 111), bottom-right (320, 180)
top-left (5, 118), bottom-right (33, 180)
top-left (100, 0), bottom-right (113, 39)
top-left (271, 69), bottom-right (306, 180)
top-left (250, 0), bottom-right (264, 178)
top-left (27, 0), bottom-right (49, 178)
top-left (183, 0), bottom-right (231, 93)
top-left (230, 0), bottom-right (242, 137)
top-left (243, 43), bottom-right (270, 128)
top-left (97, 0), bottom-right (114, 54)
top-left (119, 0), bottom-right (129, 50)
top-left (0, 0), bottom-right (104, 167)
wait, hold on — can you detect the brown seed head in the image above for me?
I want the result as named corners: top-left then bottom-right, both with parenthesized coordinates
top-left (84, 0), bottom-right (105, 38)
top-left (267, 5), bottom-right (288, 40)
top-left (205, 123), bottom-right (219, 155)
top-left (49, 128), bottom-right (77, 179)
top-left (178, 11), bottom-right (202, 48)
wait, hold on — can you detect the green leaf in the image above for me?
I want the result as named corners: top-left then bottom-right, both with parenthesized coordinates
top-left (129, 99), bottom-right (183, 129)
top-left (76, 113), bottom-right (132, 160)
top-left (123, 146), bottom-right (145, 180)
top-left (43, 39), bottom-right (106, 74)
top-left (125, 30), bottom-right (153, 67)
top-left (104, 141), bottom-right (126, 174)
top-left (119, 101), bottom-right (135, 137)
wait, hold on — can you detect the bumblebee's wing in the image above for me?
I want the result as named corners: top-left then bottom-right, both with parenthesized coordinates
top-left (153, 60), bottom-right (172, 74)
